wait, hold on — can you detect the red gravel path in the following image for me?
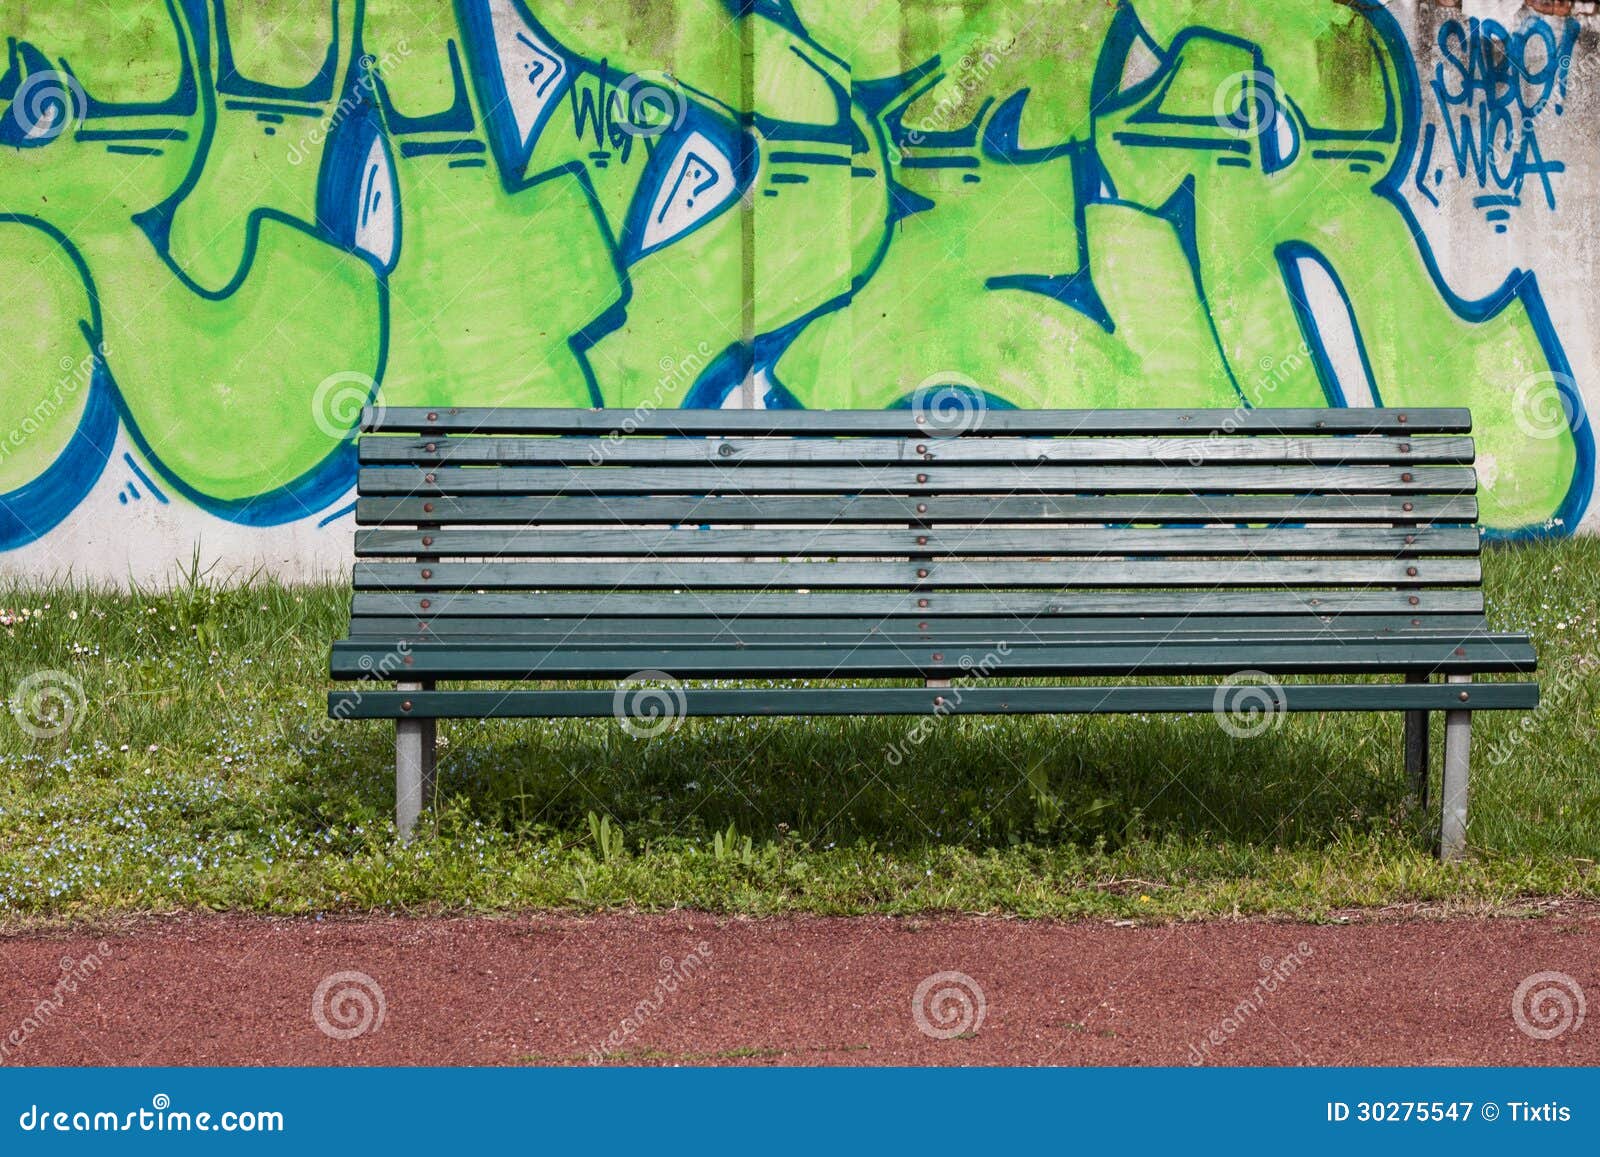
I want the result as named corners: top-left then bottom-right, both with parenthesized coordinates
top-left (0, 911), bottom-right (1595, 1066)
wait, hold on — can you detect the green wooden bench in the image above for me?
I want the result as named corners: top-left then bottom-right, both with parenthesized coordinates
top-left (328, 405), bottom-right (1539, 860)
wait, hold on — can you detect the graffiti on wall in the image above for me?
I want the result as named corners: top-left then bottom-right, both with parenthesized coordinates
top-left (0, 0), bottom-right (1591, 555)
top-left (1420, 14), bottom-right (1576, 224)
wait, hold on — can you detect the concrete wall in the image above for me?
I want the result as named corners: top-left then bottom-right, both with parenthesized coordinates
top-left (1, 0), bottom-right (1595, 584)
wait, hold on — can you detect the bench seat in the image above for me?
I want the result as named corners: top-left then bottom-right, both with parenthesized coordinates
top-left (332, 635), bottom-right (1535, 681)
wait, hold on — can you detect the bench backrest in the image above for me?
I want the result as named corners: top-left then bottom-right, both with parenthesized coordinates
top-left (350, 406), bottom-right (1482, 638)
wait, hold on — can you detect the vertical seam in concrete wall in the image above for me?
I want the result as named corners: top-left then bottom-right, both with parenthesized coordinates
top-left (739, 10), bottom-right (757, 407)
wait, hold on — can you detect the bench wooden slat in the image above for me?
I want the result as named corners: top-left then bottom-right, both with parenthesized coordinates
top-left (349, 628), bottom-right (1496, 649)
top-left (331, 637), bottom-right (1534, 679)
top-left (344, 613), bottom-right (1492, 641)
top-left (359, 434), bottom-right (1475, 467)
top-left (358, 464), bottom-right (1477, 496)
top-left (355, 494), bottom-right (1480, 526)
top-left (353, 525), bottom-right (1479, 560)
top-left (366, 406), bottom-right (1473, 436)
top-left (331, 683), bottom-right (1537, 720)
top-left (350, 558), bottom-right (1483, 591)
top-left (350, 589), bottom-right (1485, 619)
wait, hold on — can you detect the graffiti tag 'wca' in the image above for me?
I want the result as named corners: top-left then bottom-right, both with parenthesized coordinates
top-left (0, 0), bottom-right (1590, 549)
top-left (1421, 15), bottom-right (1577, 228)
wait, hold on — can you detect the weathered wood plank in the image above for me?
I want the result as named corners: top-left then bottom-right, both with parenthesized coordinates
top-left (350, 558), bottom-right (1483, 590)
top-left (366, 406), bottom-right (1473, 436)
top-left (349, 588), bottom-right (1487, 619)
top-left (359, 434), bottom-right (1475, 467)
top-left (330, 636), bottom-right (1535, 679)
top-left (353, 525), bottom-right (1481, 559)
top-left (358, 464), bottom-right (1478, 496)
top-left (330, 682), bottom-right (1538, 720)
top-left (361, 630), bottom-right (1522, 654)
top-left (344, 613), bottom-right (1492, 642)
top-left (355, 493), bottom-right (1480, 526)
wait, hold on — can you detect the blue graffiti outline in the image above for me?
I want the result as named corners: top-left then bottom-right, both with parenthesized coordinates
top-left (213, 0), bottom-right (341, 102)
top-left (108, 0), bottom-right (377, 526)
top-left (454, 0), bottom-right (572, 182)
top-left (5, 0), bottom-right (1589, 542)
top-left (122, 451), bottom-right (170, 504)
top-left (1082, 2), bottom-right (1590, 537)
top-left (552, 6), bottom-right (881, 408)
top-left (7, 0), bottom-right (365, 534)
top-left (880, 65), bottom-right (992, 151)
top-left (1354, 11), bottom-right (1589, 538)
top-left (617, 104), bottom-right (756, 265)
top-left (316, 58), bottom-right (401, 275)
top-left (1277, 241), bottom-right (1382, 409)
top-left (983, 89), bottom-right (1079, 163)
top-left (370, 38), bottom-right (474, 135)
top-left (450, 0), bottom-right (638, 405)
top-left (0, 217), bottom-right (117, 551)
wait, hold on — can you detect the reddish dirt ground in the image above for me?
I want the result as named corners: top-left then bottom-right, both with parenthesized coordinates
top-left (0, 910), bottom-right (1595, 1066)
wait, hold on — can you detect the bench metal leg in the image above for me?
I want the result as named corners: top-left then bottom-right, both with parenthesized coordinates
top-left (1404, 673), bottom-right (1430, 807)
top-left (1440, 675), bottom-right (1472, 862)
top-left (422, 716), bottom-right (437, 801)
top-left (395, 682), bottom-right (436, 841)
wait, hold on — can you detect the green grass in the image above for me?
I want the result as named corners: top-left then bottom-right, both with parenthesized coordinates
top-left (1, 541), bottom-right (1597, 926)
